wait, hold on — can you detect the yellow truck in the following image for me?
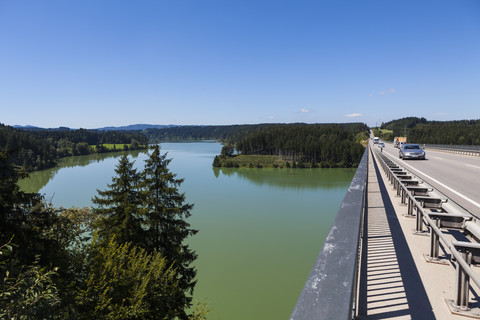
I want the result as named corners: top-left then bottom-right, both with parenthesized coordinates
top-left (394, 137), bottom-right (407, 148)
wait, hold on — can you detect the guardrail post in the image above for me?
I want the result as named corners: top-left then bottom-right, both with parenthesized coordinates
top-left (416, 208), bottom-right (424, 232)
top-left (429, 218), bottom-right (440, 260)
top-left (401, 187), bottom-right (406, 204)
top-left (407, 198), bottom-right (414, 216)
top-left (454, 250), bottom-right (472, 311)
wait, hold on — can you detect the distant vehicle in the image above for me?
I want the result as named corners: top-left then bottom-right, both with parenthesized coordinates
top-left (373, 137), bottom-right (380, 144)
top-left (378, 142), bottom-right (385, 148)
top-left (394, 137), bottom-right (407, 148)
top-left (399, 144), bottom-right (426, 160)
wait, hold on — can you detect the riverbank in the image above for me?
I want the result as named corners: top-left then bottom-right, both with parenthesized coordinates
top-left (24, 144), bottom-right (148, 173)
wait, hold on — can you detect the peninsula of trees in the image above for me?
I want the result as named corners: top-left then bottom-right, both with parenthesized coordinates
top-left (146, 123), bottom-right (370, 168)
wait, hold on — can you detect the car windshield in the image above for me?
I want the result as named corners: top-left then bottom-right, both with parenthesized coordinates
top-left (404, 144), bottom-right (421, 150)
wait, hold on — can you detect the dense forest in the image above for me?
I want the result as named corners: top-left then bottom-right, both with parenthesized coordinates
top-left (145, 124), bottom-right (268, 143)
top-left (0, 146), bottom-right (206, 319)
top-left (0, 124), bottom-right (148, 171)
top-left (376, 117), bottom-right (480, 145)
top-left (220, 123), bottom-right (368, 168)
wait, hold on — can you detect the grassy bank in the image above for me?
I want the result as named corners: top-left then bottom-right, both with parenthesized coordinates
top-left (90, 144), bottom-right (148, 152)
top-left (214, 155), bottom-right (286, 168)
top-left (212, 154), bottom-right (351, 168)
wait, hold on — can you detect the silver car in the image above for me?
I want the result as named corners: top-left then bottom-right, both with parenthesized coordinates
top-left (399, 144), bottom-right (426, 160)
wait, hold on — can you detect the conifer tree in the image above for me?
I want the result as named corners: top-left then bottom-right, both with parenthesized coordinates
top-left (0, 151), bottom-right (48, 264)
top-left (92, 154), bottom-right (144, 245)
top-left (78, 238), bottom-right (183, 320)
top-left (141, 145), bottom-right (198, 313)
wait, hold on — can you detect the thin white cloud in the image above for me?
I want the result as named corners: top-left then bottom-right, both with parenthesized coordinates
top-left (300, 108), bottom-right (310, 113)
top-left (379, 88), bottom-right (397, 95)
top-left (268, 116), bottom-right (275, 120)
top-left (345, 113), bottom-right (363, 118)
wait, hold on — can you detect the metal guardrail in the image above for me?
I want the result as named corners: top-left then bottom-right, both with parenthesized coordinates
top-left (423, 144), bottom-right (480, 152)
top-left (373, 148), bottom-right (480, 317)
top-left (423, 144), bottom-right (480, 157)
top-left (290, 148), bottom-right (368, 320)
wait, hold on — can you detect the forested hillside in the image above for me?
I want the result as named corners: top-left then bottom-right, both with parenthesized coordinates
top-left (378, 117), bottom-right (480, 145)
top-left (145, 124), bottom-right (265, 143)
top-left (0, 124), bottom-right (148, 171)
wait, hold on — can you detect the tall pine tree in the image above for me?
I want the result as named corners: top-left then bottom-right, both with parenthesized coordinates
top-left (0, 151), bottom-right (51, 265)
top-left (141, 145), bottom-right (198, 314)
top-left (92, 154), bottom-right (144, 245)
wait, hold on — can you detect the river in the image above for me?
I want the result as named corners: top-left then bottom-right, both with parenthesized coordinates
top-left (19, 141), bottom-right (355, 319)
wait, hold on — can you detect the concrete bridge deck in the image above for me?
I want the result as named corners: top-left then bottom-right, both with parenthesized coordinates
top-left (360, 149), bottom-right (480, 319)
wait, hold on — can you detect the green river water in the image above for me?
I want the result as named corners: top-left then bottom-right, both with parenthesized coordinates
top-left (19, 141), bottom-right (355, 320)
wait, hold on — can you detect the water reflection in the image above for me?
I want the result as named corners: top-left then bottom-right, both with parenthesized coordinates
top-left (213, 167), bottom-right (355, 190)
top-left (19, 150), bottom-right (146, 193)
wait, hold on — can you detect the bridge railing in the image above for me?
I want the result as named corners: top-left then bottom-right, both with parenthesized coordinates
top-left (290, 147), bottom-right (369, 320)
top-left (423, 144), bottom-right (480, 151)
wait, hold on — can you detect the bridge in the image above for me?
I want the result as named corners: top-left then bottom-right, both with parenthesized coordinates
top-left (291, 141), bottom-right (480, 319)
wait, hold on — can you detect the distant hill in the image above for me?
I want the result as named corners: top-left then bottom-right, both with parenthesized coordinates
top-left (13, 125), bottom-right (46, 131)
top-left (13, 125), bottom-right (72, 131)
top-left (96, 124), bottom-right (178, 131)
top-left (13, 124), bottom-right (179, 131)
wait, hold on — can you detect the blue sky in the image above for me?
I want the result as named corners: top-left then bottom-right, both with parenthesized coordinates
top-left (1, 0), bottom-right (479, 128)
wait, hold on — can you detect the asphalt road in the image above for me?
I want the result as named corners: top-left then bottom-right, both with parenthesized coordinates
top-left (374, 141), bottom-right (480, 218)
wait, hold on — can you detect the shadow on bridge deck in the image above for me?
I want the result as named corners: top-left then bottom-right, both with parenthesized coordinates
top-left (357, 150), bottom-right (435, 319)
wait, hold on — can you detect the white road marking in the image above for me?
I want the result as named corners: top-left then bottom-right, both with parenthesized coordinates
top-left (432, 157), bottom-right (443, 160)
top-left (465, 164), bottom-right (480, 170)
top-left (388, 155), bottom-right (480, 210)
